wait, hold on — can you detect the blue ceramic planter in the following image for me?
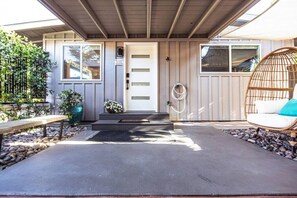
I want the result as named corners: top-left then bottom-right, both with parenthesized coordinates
top-left (68, 104), bottom-right (83, 125)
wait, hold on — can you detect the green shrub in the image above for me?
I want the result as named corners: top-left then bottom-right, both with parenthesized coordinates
top-left (0, 28), bottom-right (52, 121)
top-left (0, 28), bottom-right (51, 103)
top-left (58, 90), bottom-right (83, 120)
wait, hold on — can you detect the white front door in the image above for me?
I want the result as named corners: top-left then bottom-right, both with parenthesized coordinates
top-left (124, 42), bottom-right (158, 111)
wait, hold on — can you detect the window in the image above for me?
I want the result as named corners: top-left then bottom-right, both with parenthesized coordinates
top-left (231, 45), bottom-right (259, 72)
top-left (201, 44), bottom-right (260, 72)
top-left (62, 44), bottom-right (101, 80)
top-left (201, 45), bottom-right (229, 72)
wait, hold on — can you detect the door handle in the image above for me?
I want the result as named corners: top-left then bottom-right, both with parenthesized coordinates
top-left (126, 79), bottom-right (129, 90)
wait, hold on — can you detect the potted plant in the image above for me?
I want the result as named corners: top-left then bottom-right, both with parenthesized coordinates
top-left (104, 99), bottom-right (123, 113)
top-left (58, 90), bottom-right (83, 125)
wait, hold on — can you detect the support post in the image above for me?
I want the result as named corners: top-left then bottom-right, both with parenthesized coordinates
top-left (43, 125), bottom-right (47, 137)
top-left (0, 134), bottom-right (3, 153)
top-left (289, 132), bottom-right (296, 153)
top-left (59, 120), bottom-right (64, 140)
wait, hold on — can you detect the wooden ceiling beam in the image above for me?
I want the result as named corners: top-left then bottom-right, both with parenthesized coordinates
top-left (188, 0), bottom-right (221, 39)
top-left (78, 0), bottom-right (108, 39)
top-left (113, 0), bottom-right (128, 38)
top-left (208, 0), bottom-right (260, 39)
top-left (38, 0), bottom-right (88, 40)
top-left (147, 0), bottom-right (152, 38)
top-left (167, 0), bottom-right (187, 39)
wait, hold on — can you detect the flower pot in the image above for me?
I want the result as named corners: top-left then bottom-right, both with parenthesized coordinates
top-left (68, 104), bottom-right (83, 125)
top-left (106, 108), bottom-right (116, 113)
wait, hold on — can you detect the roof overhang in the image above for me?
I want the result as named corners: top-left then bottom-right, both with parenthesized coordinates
top-left (0, 0), bottom-right (70, 43)
top-left (1, 19), bottom-right (70, 42)
top-left (1, 19), bottom-right (63, 31)
top-left (223, 0), bottom-right (297, 40)
top-left (37, 0), bottom-right (260, 40)
top-left (15, 25), bottom-right (70, 43)
top-left (1, 23), bottom-right (70, 43)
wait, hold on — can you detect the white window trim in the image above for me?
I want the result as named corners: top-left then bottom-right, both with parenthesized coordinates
top-left (60, 43), bottom-right (103, 82)
top-left (200, 43), bottom-right (261, 74)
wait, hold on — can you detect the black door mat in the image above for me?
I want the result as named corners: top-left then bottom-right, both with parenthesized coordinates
top-left (87, 130), bottom-right (177, 143)
top-left (118, 119), bottom-right (150, 123)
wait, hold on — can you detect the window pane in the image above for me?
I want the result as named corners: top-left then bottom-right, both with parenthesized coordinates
top-left (201, 45), bottom-right (229, 72)
top-left (63, 46), bottom-right (81, 79)
top-left (232, 45), bottom-right (259, 72)
top-left (82, 45), bottom-right (101, 79)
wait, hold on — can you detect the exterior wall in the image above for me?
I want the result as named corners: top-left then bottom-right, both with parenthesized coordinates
top-left (43, 31), bottom-right (294, 121)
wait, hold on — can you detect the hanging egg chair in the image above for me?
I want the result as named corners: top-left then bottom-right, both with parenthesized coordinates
top-left (245, 47), bottom-right (297, 115)
top-left (244, 47), bottom-right (297, 151)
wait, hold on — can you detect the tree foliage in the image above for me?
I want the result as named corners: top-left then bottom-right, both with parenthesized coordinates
top-left (0, 28), bottom-right (51, 103)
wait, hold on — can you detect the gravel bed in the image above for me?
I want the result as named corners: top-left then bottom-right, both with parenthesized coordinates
top-left (0, 125), bottom-right (87, 170)
top-left (223, 128), bottom-right (297, 161)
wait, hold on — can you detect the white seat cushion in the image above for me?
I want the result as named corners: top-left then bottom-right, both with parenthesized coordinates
top-left (247, 113), bottom-right (297, 128)
top-left (254, 99), bottom-right (288, 114)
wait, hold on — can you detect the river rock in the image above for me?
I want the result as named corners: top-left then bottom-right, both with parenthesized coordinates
top-left (247, 139), bottom-right (256, 144)
top-left (224, 128), bottom-right (296, 162)
top-left (242, 136), bottom-right (249, 141)
top-left (0, 124), bottom-right (84, 171)
top-left (26, 151), bottom-right (34, 155)
top-left (3, 156), bottom-right (11, 162)
top-left (32, 144), bottom-right (41, 150)
top-left (0, 152), bottom-right (7, 159)
top-left (279, 146), bottom-right (286, 152)
top-left (0, 159), bottom-right (5, 165)
top-left (42, 137), bottom-right (49, 141)
top-left (286, 155), bottom-right (293, 159)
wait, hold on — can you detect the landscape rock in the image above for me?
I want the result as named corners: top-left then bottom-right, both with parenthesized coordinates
top-left (0, 125), bottom-right (85, 170)
top-left (247, 139), bottom-right (256, 144)
top-left (223, 128), bottom-right (296, 162)
top-left (0, 153), bottom-right (7, 159)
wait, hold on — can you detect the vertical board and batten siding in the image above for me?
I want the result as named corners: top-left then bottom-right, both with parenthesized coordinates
top-left (44, 33), bottom-right (105, 121)
top-left (44, 32), bottom-right (293, 121)
top-left (159, 39), bottom-right (293, 121)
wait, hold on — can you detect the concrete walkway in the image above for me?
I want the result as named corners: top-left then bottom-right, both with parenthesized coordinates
top-left (0, 125), bottom-right (296, 196)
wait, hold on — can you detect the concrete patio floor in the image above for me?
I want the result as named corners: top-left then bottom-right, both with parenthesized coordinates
top-left (0, 124), bottom-right (296, 196)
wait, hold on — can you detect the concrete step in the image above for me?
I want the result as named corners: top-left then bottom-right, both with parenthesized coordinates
top-left (98, 112), bottom-right (169, 121)
top-left (91, 120), bottom-right (174, 131)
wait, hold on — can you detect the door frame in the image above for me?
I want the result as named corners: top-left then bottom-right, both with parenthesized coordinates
top-left (123, 42), bottom-right (159, 112)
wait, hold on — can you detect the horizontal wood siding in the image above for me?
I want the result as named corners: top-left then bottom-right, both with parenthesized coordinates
top-left (44, 32), bottom-right (293, 121)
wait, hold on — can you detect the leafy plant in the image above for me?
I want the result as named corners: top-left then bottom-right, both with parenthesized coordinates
top-left (0, 110), bottom-right (8, 123)
top-left (58, 90), bottom-right (83, 119)
top-left (0, 96), bottom-right (50, 122)
top-left (0, 28), bottom-right (51, 103)
top-left (0, 93), bottom-right (50, 121)
top-left (104, 99), bottom-right (123, 113)
top-left (0, 28), bottom-right (52, 121)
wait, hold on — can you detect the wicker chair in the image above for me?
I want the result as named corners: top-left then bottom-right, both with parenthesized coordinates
top-left (245, 47), bottom-right (297, 151)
